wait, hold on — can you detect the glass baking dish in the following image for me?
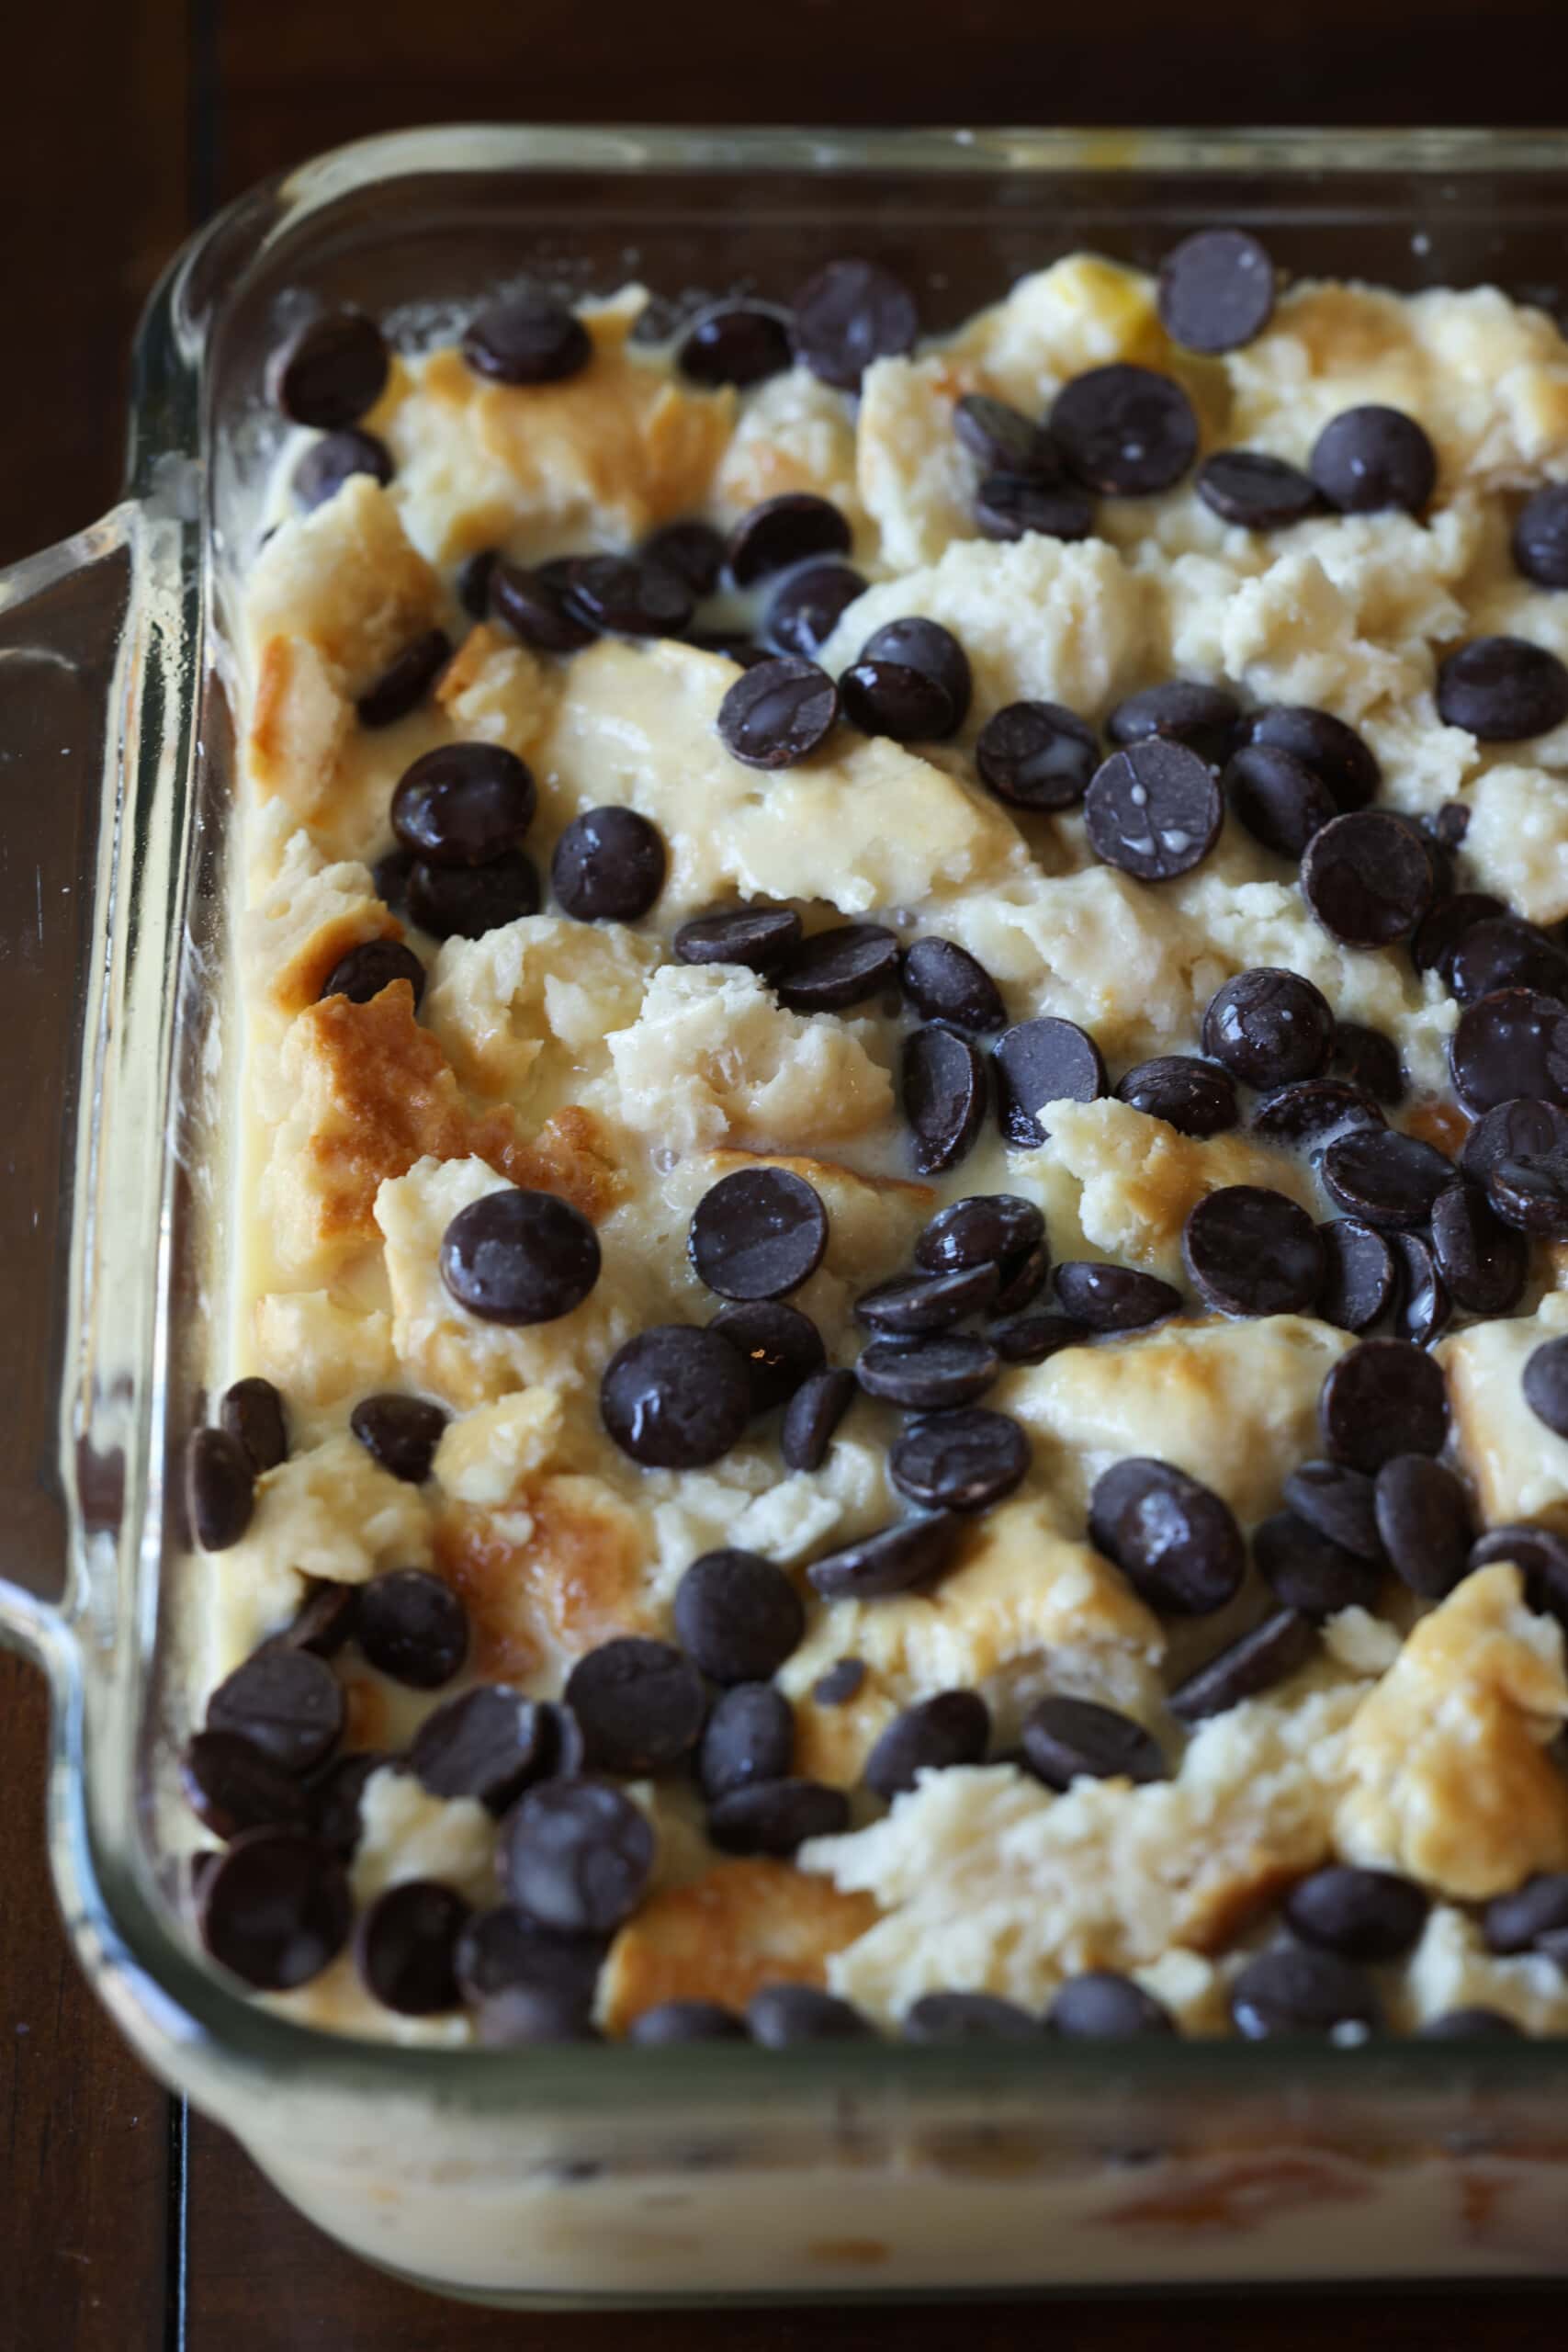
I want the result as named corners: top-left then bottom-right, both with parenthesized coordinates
top-left (8, 123), bottom-right (1568, 2308)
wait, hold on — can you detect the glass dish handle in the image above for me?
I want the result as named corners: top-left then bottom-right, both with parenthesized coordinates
top-left (0, 507), bottom-right (139, 1672)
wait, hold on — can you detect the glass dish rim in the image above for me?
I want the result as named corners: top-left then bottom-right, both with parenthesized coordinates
top-left (79, 118), bottom-right (1568, 2120)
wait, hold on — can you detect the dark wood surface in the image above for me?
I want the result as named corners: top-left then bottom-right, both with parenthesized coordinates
top-left (6, 7), bottom-right (1568, 2344)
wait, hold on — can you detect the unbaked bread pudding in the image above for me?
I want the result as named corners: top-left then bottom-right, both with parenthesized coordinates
top-left (179, 229), bottom-right (1568, 2052)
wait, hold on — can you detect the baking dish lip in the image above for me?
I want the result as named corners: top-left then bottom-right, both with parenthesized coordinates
top-left (59, 118), bottom-right (1568, 2119)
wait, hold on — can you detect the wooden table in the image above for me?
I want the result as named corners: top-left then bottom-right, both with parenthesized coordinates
top-left (6, 7), bottom-right (1568, 2342)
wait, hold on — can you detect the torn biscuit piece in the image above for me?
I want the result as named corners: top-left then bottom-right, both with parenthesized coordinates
top-left (434, 1470), bottom-right (654, 1679)
top-left (246, 474), bottom-right (441, 688)
top-left (599, 1858), bottom-right (881, 2036)
top-left (423, 913), bottom-right (658, 1106)
top-left (1438, 1290), bottom-right (1568, 1532)
top-left (243, 827), bottom-right (404, 1018)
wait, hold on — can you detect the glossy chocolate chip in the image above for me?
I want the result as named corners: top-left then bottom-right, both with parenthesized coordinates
top-left (1450, 990), bottom-right (1568, 1115)
top-left (1054, 1261), bottom-right (1180, 1331)
top-left (1239, 705), bottom-right (1380, 814)
top-left (1301, 810), bottom-right (1435, 948)
top-left (453, 1905), bottom-right (606, 2026)
top-left (807, 1513), bottom-right (964, 1601)
top-left (1286, 1867), bottom-right (1428, 1963)
top-left (641, 519), bottom-right (727, 599)
top-left (207, 1647), bottom-right (344, 1777)
top-left (1085, 739), bottom-right (1223, 882)
top-left (1319, 1339), bottom-right (1448, 1474)
top-left (186, 1427), bottom-right (254, 1551)
top-left (812, 1659), bottom-right (865, 1705)
top-left (355, 1879), bottom-right (469, 2016)
top-left (1429, 1182), bottom-right (1529, 1314)
top-left (565, 1639), bottom-right (707, 1777)
top-left (564, 554), bottom-right (693, 639)
top-left (601, 1325), bottom-right (753, 1468)
top-left (1113, 1055), bottom-right (1236, 1140)
top-left (857, 1333), bottom-right (998, 1411)
top-left (764, 561), bottom-right (867, 658)
top-left (711, 1300), bottom-right (825, 1415)
top-left (181, 1730), bottom-right (311, 1841)
top-left (407, 851), bottom-right (541, 940)
top-left (1182, 1186), bottom-right (1325, 1317)
top-left (708, 1778), bottom-right (850, 1855)
top-left (1524, 1335), bottom-right (1568, 1438)
top-left (688, 1166), bottom-right (829, 1302)
top-left (628, 1999), bottom-right (750, 2045)
top-left (1419, 2007), bottom-right (1526, 2041)
top-left (391, 742), bottom-right (536, 868)
top-left (489, 560), bottom-right (597, 653)
top-left (779, 1367), bottom-right (857, 1472)
top-left (1319, 1127), bottom-right (1453, 1230)
top-left (1224, 743), bottom-right (1337, 859)
top-left (197, 1829), bottom-right (352, 1992)
top-left (410, 1686), bottom-right (546, 1813)
top-left (271, 309), bottom-right (389, 427)
top-left (916, 1194), bottom-right (1045, 1278)
top-left (1437, 636), bottom-right (1568, 741)
top-left (440, 1188), bottom-right (601, 1325)
top-left (747, 1984), bottom-right (874, 2046)
top-left (457, 548), bottom-right (498, 621)
top-left (310, 1751), bottom-right (386, 1859)
top-left (1201, 968), bottom-right (1334, 1088)
top-left (349, 1392), bottom-right (447, 1484)
top-left (862, 617), bottom-right (972, 730)
top-left (1448, 915), bottom-right (1568, 1007)
top-left (903, 1992), bottom-right (1040, 2043)
top-left (992, 1310), bottom-right (1082, 1366)
top-left (1390, 1231), bottom-right (1450, 1348)
top-left (1047, 1972), bottom-right (1177, 2041)
top-left (1051, 364), bottom-right (1199, 495)
top-left (887, 1408), bottom-right (1031, 1514)
top-left (673, 903), bottom-right (802, 972)
top-left (1252, 1512), bottom-right (1381, 1619)
top-left (1308, 404), bottom-right (1435, 515)
top-left (975, 473), bottom-right (1096, 543)
top-left (727, 492), bottom-right (853, 587)
top-left (533, 1702), bottom-right (588, 1784)
top-left (1471, 1523), bottom-right (1568, 1623)
top-left (1157, 227), bottom-right (1275, 352)
top-left (995, 1234), bottom-right (1059, 1314)
top-left (355, 1569), bottom-right (468, 1690)
top-left (993, 1016), bottom-right (1106, 1148)
top-left (1513, 483), bottom-right (1568, 588)
top-left (462, 294), bottom-right (591, 385)
top-left (696, 1683), bottom-right (795, 1803)
top-left (975, 699), bottom-right (1099, 811)
top-left (791, 259), bottom-right (918, 390)
top-left (1483, 1873), bottom-right (1568, 1955)
top-left (1331, 1022), bottom-right (1404, 1104)
top-left (855, 1264), bottom-right (1000, 1335)
top-left (1249, 1080), bottom-right (1382, 1151)
top-left (501, 1777), bottom-right (655, 1936)
top-left (372, 843), bottom-right (413, 913)
top-left (1020, 1694), bottom-right (1166, 1792)
top-left (293, 427), bottom-right (393, 510)
top-left (1168, 1610), bottom-right (1318, 1723)
top-left (953, 393), bottom-right (1062, 477)
top-left (1282, 1460), bottom-right (1385, 1563)
top-left (673, 1551), bottom-right (806, 1684)
top-left (862, 1690), bottom-right (990, 1801)
top-left (1089, 1459), bottom-right (1246, 1616)
top-left (1197, 449), bottom-right (1319, 529)
top-left (678, 302), bottom-right (794, 389)
top-left (901, 937), bottom-right (1006, 1032)
top-left (1231, 1943), bottom-right (1382, 2040)
top-left (276, 1584), bottom-right (357, 1659)
top-left (841, 658), bottom-right (957, 744)
top-left (1488, 1144), bottom-right (1568, 1239)
top-left (1109, 680), bottom-right (1242, 767)
top-left (901, 1024), bottom-right (988, 1175)
top-left (1461, 1099), bottom-right (1568, 1189)
top-left (1315, 1217), bottom-right (1397, 1333)
top-left (220, 1376), bottom-right (288, 1476)
top-left (355, 628), bottom-right (452, 730)
top-left (551, 806), bottom-right (666, 922)
top-left (319, 937), bottom-right (426, 1008)
top-left (774, 922), bottom-right (900, 1012)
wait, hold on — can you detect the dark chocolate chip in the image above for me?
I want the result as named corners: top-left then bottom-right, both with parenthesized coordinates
top-left (764, 561), bottom-right (867, 658)
top-left (271, 309), bottom-right (388, 428)
top-left (1201, 967), bottom-right (1334, 1088)
top-left (1461, 1097), bottom-right (1568, 1185)
top-left (1282, 1460), bottom-right (1385, 1563)
top-left (902, 937), bottom-right (1007, 1032)
top-left (807, 1513), bottom-right (964, 1601)
top-left (319, 937), bottom-right (426, 1008)
top-left (863, 1690), bottom-right (990, 1801)
top-left (975, 699), bottom-right (1099, 811)
top-left (1020, 1694), bottom-right (1166, 1792)
top-left (1471, 1523), bottom-right (1568, 1624)
top-left (391, 741), bottom-right (536, 868)
top-left (409, 1685), bottom-right (545, 1813)
top-left (993, 1016), bottom-right (1106, 1148)
top-left (688, 1166), bottom-right (829, 1302)
top-left (1182, 1185), bottom-right (1324, 1317)
top-left (1315, 1217), bottom-right (1397, 1333)
top-left (862, 617), bottom-right (972, 729)
top-left (903, 1992), bottom-right (1040, 2042)
top-left (1088, 1459), bottom-right (1247, 1616)
top-left (355, 1568), bottom-right (469, 1690)
top-left (812, 1659), bottom-right (865, 1705)
top-left (1157, 228), bottom-right (1275, 353)
top-left (564, 554), bottom-right (694, 639)
top-left (462, 294), bottom-right (591, 386)
top-left (1248, 1080), bottom-right (1382, 1150)
top-left (747, 1984), bottom-right (874, 2045)
top-left (707, 1778), bottom-right (849, 1855)
top-left (855, 1264), bottom-right (1001, 1336)
top-left (887, 1408), bottom-right (1031, 1514)
top-left (1301, 810), bottom-right (1435, 947)
top-left (1390, 1230), bottom-right (1451, 1348)
top-left (1524, 1335), bottom-right (1568, 1438)
top-left (181, 1730), bottom-right (311, 1841)
top-left (1450, 990), bottom-right (1568, 1115)
top-left (992, 1311), bottom-right (1083, 1366)
top-left (293, 428), bottom-right (393, 510)
top-left (356, 628), bottom-right (452, 729)
top-left (683, 629), bottom-right (769, 668)
top-left (440, 1187), bottom-right (601, 1324)
top-left (372, 844), bottom-right (412, 914)
top-left (535, 1702), bottom-right (589, 1783)
top-left (1447, 914), bottom-right (1568, 1006)
top-left (1238, 705), bottom-right (1380, 815)
top-left (565, 1639), bottom-right (707, 1776)
top-left (500, 1777), bottom-right (655, 1935)
top-left (1107, 680), bottom-right (1240, 766)
top-left (673, 1550), bottom-right (806, 1684)
top-left (678, 303), bottom-right (794, 390)
top-left (774, 922), bottom-right (900, 1012)
top-left (1116, 1055), bottom-right (1237, 1138)
top-left (901, 1023), bottom-right (988, 1174)
top-left (1308, 404), bottom-right (1436, 515)
top-left (406, 851), bottom-right (541, 940)
top-left (1488, 1143), bottom-right (1568, 1239)
top-left (1054, 1261), bottom-right (1181, 1331)
top-left (974, 475), bottom-right (1096, 543)
top-left (1430, 1182), bottom-right (1529, 1315)
top-left (197, 1829), bottom-right (352, 1991)
top-left (551, 806), bottom-right (665, 922)
top-left (857, 1332), bottom-right (998, 1411)
top-left (1513, 483), bottom-right (1568, 588)
top-left (355, 1879), bottom-right (469, 2015)
top-left (696, 1683), bottom-right (795, 1803)
top-left (349, 1392), bottom-right (448, 1484)
top-left (1051, 364), bottom-right (1199, 496)
top-left (1437, 636), bottom-right (1568, 742)
top-left (710, 1300), bottom-right (825, 1415)
top-left (454, 1903), bottom-right (606, 2021)
top-left (1483, 1873), bottom-right (1568, 1955)
top-left (1319, 1126), bottom-right (1454, 1229)
top-left (1047, 1972), bottom-right (1177, 2040)
top-left (1252, 1512), bottom-right (1382, 1619)
top-left (779, 1367), bottom-right (857, 1472)
top-left (220, 1377), bottom-right (288, 1476)
top-left (489, 560), bottom-right (597, 654)
top-left (790, 259), bottom-right (918, 391)
top-left (916, 1193), bottom-right (1045, 1278)
top-left (1230, 1942), bottom-right (1383, 2040)
top-left (1419, 2007), bottom-right (1526, 2041)
top-left (1331, 1022), bottom-right (1404, 1103)
top-left (727, 493), bottom-right (853, 587)
top-left (186, 1427), bottom-right (254, 1551)
top-left (476, 1984), bottom-right (601, 2046)
top-left (991, 1238), bottom-right (1050, 1317)
top-left (1224, 743), bottom-right (1337, 859)
top-left (601, 1325), bottom-right (753, 1468)
top-left (673, 903), bottom-right (803, 972)
top-left (1197, 449), bottom-right (1319, 529)
top-left (1167, 1609), bottom-right (1318, 1723)
top-left (1318, 1339), bottom-right (1448, 1474)
top-left (277, 1585), bottom-right (356, 1658)
top-left (207, 1647), bottom-right (344, 1776)
top-left (1085, 739), bottom-right (1223, 882)
top-left (953, 393), bottom-right (1063, 478)
top-left (310, 1751), bottom-right (386, 1859)
top-left (1286, 1867), bottom-right (1427, 1963)
top-left (840, 658), bottom-right (957, 744)
top-left (628, 1999), bottom-right (750, 2044)
top-left (641, 520), bottom-right (727, 599)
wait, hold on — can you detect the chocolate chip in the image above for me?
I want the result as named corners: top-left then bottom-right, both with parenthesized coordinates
top-left (1249, 1080), bottom-right (1382, 1150)
top-left (1282, 1460), bottom-right (1385, 1562)
top-left (1168, 1610), bottom-right (1318, 1723)
top-left (688, 1166), bottom-right (829, 1302)
top-left (207, 1647), bottom-right (344, 1777)
top-left (1319, 1127), bottom-right (1453, 1229)
top-left (628, 1999), bottom-right (750, 2045)
top-left (1089, 1459), bottom-right (1246, 1616)
top-left (696, 1683), bottom-right (795, 1802)
top-left (1051, 364), bottom-right (1199, 495)
top-left (1020, 1694), bottom-right (1166, 1792)
top-left (349, 1392), bottom-right (448, 1484)
top-left (902, 937), bottom-right (1006, 1032)
top-left (462, 294), bottom-right (591, 385)
top-left (355, 1568), bottom-right (468, 1689)
top-left (1331, 1022), bottom-right (1404, 1103)
top-left (440, 1187), bottom-right (601, 1325)
top-left (857, 1333), bottom-right (998, 1411)
top-left (747, 1984), bottom-right (874, 2046)
top-left (711, 1300), bottom-right (825, 1414)
top-left (1201, 968), bottom-right (1334, 1088)
top-left (684, 629), bottom-right (769, 668)
top-left (1471, 1523), bottom-right (1568, 1623)
top-left (863, 1690), bottom-right (990, 1801)
top-left (841, 658), bottom-right (958, 744)
top-left (982, 1242), bottom-right (1048, 1318)
top-left (1308, 404), bottom-right (1436, 515)
top-left (678, 303), bottom-right (794, 389)
top-left (1113, 1055), bottom-right (1235, 1140)
top-left (641, 520), bottom-right (727, 599)
top-left (181, 1731), bottom-right (311, 1841)
top-left (476, 1984), bottom-right (601, 2046)
top-left (1389, 1230), bottom-right (1450, 1348)
top-left (1301, 810), bottom-right (1435, 947)
top-left (271, 308), bottom-right (389, 427)
top-left (1450, 990), bottom-right (1568, 1114)
top-left (708, 1778), bottom-right (849, 1855)
top-left (779, 1367), bottom-right (857, 1473)
top-left (1437, 636), bottom-right (1568, 741)
top-left (457, 548), bottom-right (498, 623)
top-left (953, 393), bottom-right (1062, 478)
top-left (1224, 743), bottom-right (1337, 859)
top-left (501, 1777), bottom-right (655, 1935)
top-left (1429, 1182), bottom-right (1529, 1315)
top-left (1419, 2007), bottom-right (1526, 2041)
top-left (673, 904), bottom-right (803, 972)
top-left (355, 1879), bottom-right (469, 2016)
top-left (1252, 1512), bottom-right (1382, 1619)
top-left (764, 561), bottom-right (867, 658)
top-left (1483, 1873), bottom-right (1568, 1955)
top-left (1157, 227), bottom-right (1275, 352)
top-left (220, 1377), bottom-right (288, 1476)
top-left (185, 1428), bottom-right (254, 1551)
top-left (856, 1264), bottom-right (1000, 1335)
top-left (993, 1016), bottom-right (1106, 1148)
top-left (565, 1639), bottom-right (707, 1777)
top-left (1238, 705), bottom-right (1380, 814)
top-left (276, 1582), bottom-right (357, 1662)
top-left (1315, 1217), bottom-right (1397, 1332)
top-left (293, 428), bottom-right (393, 510)
top-left (975, 700), bottom-right (1099, 811)
top-left (774, 922), bottom-right (900, 1012)
top-left (975, 474), bottom-right (1096, 543)
top-left (916, 1193), bottom-right (1045, 1277)
top-left (888, 1408), bottom-right (1031, 1514)
top-left (454, 1904), bottom-right (606, 2024)
top-left (1447, 915), bottom-right (1568, 1007)
top-left (674, 1551), bottom-right (806, 1685)
top-left (489, 560), bottom-right (597, 653)
top-left (1488, 1142), bottom-right (1568, 1238)
top-left (1182, 1185), bottom-right (1324, 1317)
top-left (1197, 450), bottom-right (1319, 529)
top-left (807, 1513), bottom-right (964, 1601)
top-left (903, 1992), bottom-right (1040, 2042)
top-left (901, 1024), bottom-right (988, 1175)
top-left (550, 806), bottom-right (665, 922)
top-left (812, 1659), bottom-right (865, 1705)
top-left (407, 850), bottom-right (541, 939)
top-left (319, 937), bottom-right (426, 1008)
top-left (372, 844), bottom-right (413, 914)
top-left (727, 493), bottom-right (853, 587)
top-left (1107, 680), bottom-right (1242, 767)
top-left (310, 1751), bottom-right (386, 1859)
top-left (862, 617), bottom-right (972, 729)
top-left (1054, 1261), bottom-right (1181, 1331)
top-left (1285, 1867), bottom-right (1427, 1964)
top-left (601, 1326), bottom-right (753, 1468)
top-left (1524, 1335), bottom-right (1568, 1437)
top-left (1513, 483), bottom-right (1568, 588)
top-left (391, 742), bottom-right (536, 867)
top-left (791, 259), bottom-right (918, 390)
top-left (1318, 1339), bottom-right (1448, 1474)
top-left (992, 1311), bottom-right (1082, 1366)
top-left (1461, 1096), bottom-right (1568, 1185)
top-left (197, 1830), bottom-right (352, 1991)
top-left (1231, 1942), bottom-right (1382, 2040)
top-left (1085, 739), bottom-right (1223, 883)
top-left (409, 1686), bottom-right (546, 1813)
top-left (355, 628), bottom-right (452, 730)
top-left (564, 554), bottom-right (694, 639)
top-left (1047, 1972), bottom-right (1177, 2040)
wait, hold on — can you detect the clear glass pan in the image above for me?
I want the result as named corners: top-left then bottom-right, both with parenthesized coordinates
top-left (6, 125), bottom-right (1568, 2306)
